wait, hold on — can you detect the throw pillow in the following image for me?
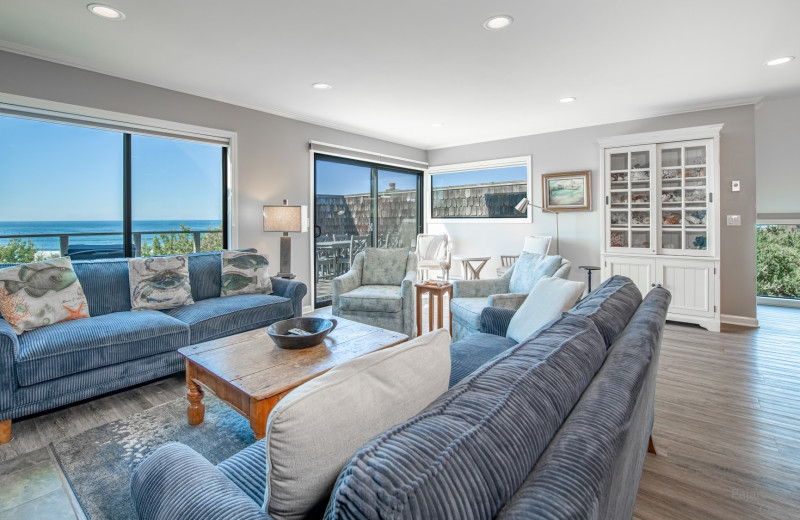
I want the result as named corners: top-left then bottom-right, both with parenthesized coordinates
top-left (221, 250), bottom-right (272, 297)
top-left (128, 255), bottom-right (194, 311)
top-left (361, 248), bottom-right (410, 286)
top-left (506, 276), bottom-right (586, 343)
top-left (263, 328), bottom-right (451, 520)
top-left (508, 251), bottom-right (563, 293)
top-left (0, 257), bottom-right (90, 335)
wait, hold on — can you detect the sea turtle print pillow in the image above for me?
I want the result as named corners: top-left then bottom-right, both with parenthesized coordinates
top-left (221, 250), bottom-right (272, 297)
top-left (128, 255), bottom-right (194, 311)
top-left (0, 257), bottom-right (91, 335)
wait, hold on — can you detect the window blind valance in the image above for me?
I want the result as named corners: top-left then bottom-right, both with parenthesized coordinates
top-left (309, 141), bottom-right (427, 171)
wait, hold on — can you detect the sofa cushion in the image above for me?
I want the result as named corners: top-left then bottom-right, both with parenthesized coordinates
top-left (72, 258), bottom-right (132, 316)
top-left (15, 311), bottom-right (189, 387)
top-left (265, 329), bottom-right (451, 520)
top-left (129, 255), bottom-right (194, 311)
top-left (506, 276), bottom-right (585, 343)
top-left (338, 285), bottom-right (402, 313)
top-left (188, 251), bottom-right (223, 302)
top-left (569, 275), bottom-right (643, 347)
top-left (508, 252), bottom-right (562, 294)
top-left (450, 297), bottom-right (489, 330)
top-left (0, 257), bottom-right (91, 335)
top-left (164, 294), bottom-right (293, 344)
top-left (221, 250), bottom-right (272, 297)
top-left (362, 248), bottom-right (409, 286)
top-left (325, 313), bottom-right (607, 520)
top-left (449, 332), bottom-right (517, 387)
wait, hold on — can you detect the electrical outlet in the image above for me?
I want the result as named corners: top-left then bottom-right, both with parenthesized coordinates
top-left (726, 215), bottom-right (741, 226)
top-left (731, 180), bottom-right (741, 192)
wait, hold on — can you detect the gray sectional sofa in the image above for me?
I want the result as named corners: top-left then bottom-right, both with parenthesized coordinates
top-left (0, 251), bottom-right (306, 441)
top-left (130, 275), bottom-right (671, 520)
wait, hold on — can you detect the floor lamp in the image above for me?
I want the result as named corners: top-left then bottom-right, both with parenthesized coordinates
top-left (514, 198), bottom-right (560, 254)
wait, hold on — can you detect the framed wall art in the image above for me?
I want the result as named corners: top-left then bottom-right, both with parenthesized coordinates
top-left (541, 170), bottom-right (591, 212)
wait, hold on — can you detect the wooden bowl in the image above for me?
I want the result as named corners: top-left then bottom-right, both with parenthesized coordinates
top-left (267, 317), bottom-right (338, 349)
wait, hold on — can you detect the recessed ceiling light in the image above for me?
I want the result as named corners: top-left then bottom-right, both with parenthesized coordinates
top-left (311, 83), bottom-right (333, 90)
top-left (87, 4), bottom-right (125, 20)
top-left (765, 56), bottom-right (795, 66)
top-left (559, 97), bottom-right (577, 103)
top-left (431, 122), bottom-right (443, 128)
top-left (483, 15), bottom-right (513, 30)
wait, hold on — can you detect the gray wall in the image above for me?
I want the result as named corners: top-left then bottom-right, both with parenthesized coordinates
top-left (755, 95), bottom-right (800, 218)
top-left (428, 105), bottom-right (757, 320)
top-left (0, 51), bottom-right (425, 307)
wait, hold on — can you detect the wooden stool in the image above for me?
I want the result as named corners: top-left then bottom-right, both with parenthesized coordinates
top-left (415, 282), bottom-right (453, 336)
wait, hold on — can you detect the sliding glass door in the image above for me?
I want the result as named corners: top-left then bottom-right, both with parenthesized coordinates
top-left (314, 154), bottom-right (422, 307)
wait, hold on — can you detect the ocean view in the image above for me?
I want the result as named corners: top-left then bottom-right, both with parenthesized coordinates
top-left (0, 220), bottom-right (222, 251)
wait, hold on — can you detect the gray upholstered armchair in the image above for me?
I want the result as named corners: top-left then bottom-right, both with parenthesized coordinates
top-left (450, 252), bottom-right (571, 342)
top-left (332, 248), bottom-right (416, 338)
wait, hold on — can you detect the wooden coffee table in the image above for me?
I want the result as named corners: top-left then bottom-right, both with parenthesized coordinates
top-left (178, 317), bottom-right (408, 439)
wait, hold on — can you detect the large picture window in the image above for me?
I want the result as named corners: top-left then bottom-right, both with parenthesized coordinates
top-left (426, 156), bottom-right (531, 222)
top-left (0, 113), bottom-right (227, 262)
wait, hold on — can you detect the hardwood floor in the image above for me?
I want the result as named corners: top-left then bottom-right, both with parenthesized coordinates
top-left (634, 305), bottom-right (800, 520)
top-left (1, 304), bottom-right (798, 519)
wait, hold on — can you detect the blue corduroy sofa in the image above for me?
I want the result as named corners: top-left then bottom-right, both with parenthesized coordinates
top-left (130, 276), bottom-right (670, 520)
top-left (0, 251), bottom-right (307, 442)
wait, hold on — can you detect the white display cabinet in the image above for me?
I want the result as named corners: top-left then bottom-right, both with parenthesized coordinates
top-left (599, 125), bottom-right (722, 331)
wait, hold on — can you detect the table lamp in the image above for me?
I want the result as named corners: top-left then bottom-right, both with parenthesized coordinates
top-left (263, 200), bottom-right (307, 279)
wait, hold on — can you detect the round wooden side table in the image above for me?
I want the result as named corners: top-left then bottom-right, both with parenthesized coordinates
top-left (415, 282), bottom-right (453, 336)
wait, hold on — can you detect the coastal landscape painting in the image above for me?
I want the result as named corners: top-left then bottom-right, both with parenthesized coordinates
top-left (542, 170), bottom-right (591, 212)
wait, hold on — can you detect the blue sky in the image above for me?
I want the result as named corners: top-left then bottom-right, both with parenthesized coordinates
top-left (0, 115), bottom-right (222, 221)
top-left (431, 166), bottom-right (526, 188)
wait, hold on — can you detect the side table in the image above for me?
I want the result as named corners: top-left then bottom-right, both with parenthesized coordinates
top-left (579, 265), bottom-right (601, 293)
top-left (452, 255), bottom-right (491, 280)
top-left (415, 282), bottom-right (453, 336)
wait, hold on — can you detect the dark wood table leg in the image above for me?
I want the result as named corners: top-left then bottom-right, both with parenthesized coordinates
top-left (428, 291), bottom-right (434, 333)
top-left (186, 363), bottom-right (205, 426)
top-left (447, 286), bottom-right (453, 335)
top-left (648, 434), bottom-right (657, 455)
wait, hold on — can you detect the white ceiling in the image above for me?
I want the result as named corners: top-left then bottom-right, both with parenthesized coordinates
top-left (1, 0), bottom-right (799, 149)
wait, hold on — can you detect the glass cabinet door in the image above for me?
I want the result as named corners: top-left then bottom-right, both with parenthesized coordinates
top-left (657, 141), bottom-right (711, 255)
top-left (606, 146), bottom-right (654, 252)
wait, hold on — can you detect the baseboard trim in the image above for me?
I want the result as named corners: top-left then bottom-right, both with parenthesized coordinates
top-left (720, 314), bottom-right (760, 328)
top-left (757, 296), bottom-right (800, 309)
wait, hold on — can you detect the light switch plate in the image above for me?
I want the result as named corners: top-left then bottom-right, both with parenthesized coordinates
top-left (726, 215), bottom-right (741, 226)
top-left (732, 180), bottom-right (741, 192)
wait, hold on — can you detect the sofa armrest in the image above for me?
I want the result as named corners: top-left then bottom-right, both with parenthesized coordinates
top-left (0, 319), bottom-right (18, 411)
top-left (452, 278), bottom-right (510, 298)
top-left (131, 443), bottom-right (271, 520)
top-left (487, 293), bottom-right (528, 311)
top-left (270, 278), bottom-right (308, 318)
top-left (401, 270), bottom-right (417, 337)
top-left (332, 269), bottom-right (362, 315)
top-left (480, 307), bottom-right (517, 337)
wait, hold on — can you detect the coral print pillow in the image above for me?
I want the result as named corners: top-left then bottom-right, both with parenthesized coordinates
top-left (128, 255), bottom-right (194, 311)
top-left (0, 257), bottom-right (90, 335)
top-left (221, 250), bottom-right (272, 297)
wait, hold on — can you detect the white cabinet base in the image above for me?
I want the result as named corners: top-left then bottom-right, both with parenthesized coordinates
top-left (602, 254), bottom-right (720, 332)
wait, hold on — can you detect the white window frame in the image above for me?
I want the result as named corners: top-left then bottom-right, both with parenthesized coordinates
top-left (755, 217), bottom-right (800, 308)
top-left (425, 155), bottom-right (532, 224)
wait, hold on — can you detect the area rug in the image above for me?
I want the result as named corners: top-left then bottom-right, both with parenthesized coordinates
top-left (51, 395), bottom-right (256, 520)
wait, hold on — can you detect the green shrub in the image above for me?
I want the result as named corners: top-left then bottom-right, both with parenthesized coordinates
top-left (140, 224), bottom-right (223, 257)
top-left (0, 238), bottom-right (38, 263)
top-left (756, 225), bottom-right (800, 298)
